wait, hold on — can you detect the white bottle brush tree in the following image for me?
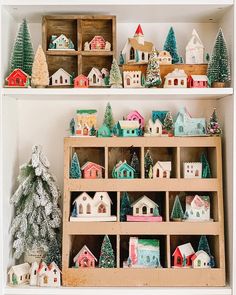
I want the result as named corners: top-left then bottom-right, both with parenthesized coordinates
top-left (10, 145), bottom-right (62, 259)
top-left (31, 45), bottom-right (49, 88)
top-left (109, 58), bottom-right (123, 88)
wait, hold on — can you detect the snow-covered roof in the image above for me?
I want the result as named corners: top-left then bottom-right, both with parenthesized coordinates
top-left (50, 68), bottom-right (72, 79)
top-left (73, 245), bottom-right (97, 262)
top-left (186, 29), bottom-right (204, 49)
top-left (52, 34), bottom-right (69, 44)
top-left (131, 195), bottom-right (158, 208)
top-left (81, 161), bottom-right (104, 171)
top-left (154, 161), bottom-right (171, 172)
top-left (87, 67), bottom-right (102, 79)
top-left (174, 242), bottom-right (195, 258)
top-left (8, 263), bottom-right (30, 276)
top-left (190, 75), bottom-right (208, 82)
top-left (118, 120), bottom-right (140, 130)
top-left (165, 69), bottom-right (187, 78)
top-left (128, 38), bottom-right (153, 52)
top-left (73, 192), bottom-right (92, 204)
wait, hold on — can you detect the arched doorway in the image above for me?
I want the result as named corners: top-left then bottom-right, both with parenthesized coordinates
top-left (98, 203), bottom-right (106, 213)
top-left (142, 206), bottom-right (147, 214)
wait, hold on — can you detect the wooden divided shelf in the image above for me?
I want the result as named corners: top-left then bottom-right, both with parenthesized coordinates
top-left (62, 136), bottom-right (225, 287)
top-left (42, 15), bottom-right (116, 77)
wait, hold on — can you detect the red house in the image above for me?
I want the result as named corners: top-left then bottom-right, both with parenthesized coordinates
top-left (73, 245), bottom-right (97, 268)
top-left (172, 242), bottom-right (195, 268)
top-left (6, 68), bottom-right (30, 87)
top-left (81, 161), bottom-right (104, 179)
top-left (90, 36), bottom-right (106, 50)
top-left (74, 74), bottom-right (89, 88)
top-left (188, 75), bottom-right (208, 88)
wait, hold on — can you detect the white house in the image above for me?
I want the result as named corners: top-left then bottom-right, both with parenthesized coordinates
top-left (121, 24), bottom-right (154, 64)
top-left (144, 118), bottom-right (162, 136)
top-left (186, 29), bottom-right (204, 64)
top-left (87, 67), bottom-right (103, 87)
top-left (50, 68), bottom-right (72, 86)
top-left (52, 34), bottom-right (74, 50)
top-left (8, 263), bottom-right (30, 285)
top-left (153, 161), bottom-right (171, 178)
top-left (123, 71), bottom-right (142, 88)
top-left (157, 50), bottom-right (172, 64)
top-left (131, 195), bottom-right (158, 216)
top-left (37, 261), bottom-right (61, 287)
top-left (184, 162), bottom-right (202, 178)
top-left (29, 261), bottom-right (39, 286)
top-left (185, 195), bottom-right (210, 221)
top-left (191, 250), bottom-right (211, 268)
top-left (164, 69), bottom-right (187, 88)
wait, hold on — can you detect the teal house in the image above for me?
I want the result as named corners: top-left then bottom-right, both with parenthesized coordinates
top-left (112, 160), bottom-right (135, 179)
top-left (97, 124), bottom-right (111, 137)
top-left (117, 120), bottom-right (139, 137)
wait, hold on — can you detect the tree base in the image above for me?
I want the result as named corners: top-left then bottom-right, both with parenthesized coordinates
top-left (212, 82), bottom-right (226, 88)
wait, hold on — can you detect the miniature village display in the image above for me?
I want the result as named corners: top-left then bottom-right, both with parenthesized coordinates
top-left (116, 120), bottom-right (140, 137)
top-left (127, 110), bottom-right (144, 128)
top-left (50, 68), bottom-right (72, 86)
top-left (187, 75), bottom-right (208, 88)
top-left (144, 118), bottom-right (163, 136)
top-left (69, 109), bottom-right (97, 137)
top-left (73, 245), bottom-right (97, 268)
top-left (185, 29), bottom-right (204, 64)
top-left (8, 263), bottom-right (31, 285)
top-left (84, 36), bottom-right (111, 51)
top-left (172, 242), bottom-right (195, 268)
top-left (157, 50), bottom-right (172, 65)
top-left (48, 34), bottom-right (75, 50)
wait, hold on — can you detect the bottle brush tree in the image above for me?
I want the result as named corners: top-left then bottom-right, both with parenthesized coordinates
top-left (99, 235), bottom-right (115, 268)
top-left (171, 195), bottom-right (184, 221)
top-left (44, 237), bottom-right (62, 268)
top-left (31, 45), bottom-right (49, 87)
top-left (163, 27), bottom-right (180, 64)
top-left (109, 58), bottom-right (123, 88)
top-left (10, 18), bottom-right (34, 75)
top-left (144, 149), bottom-right (153, 178)
top-left (120, 192), bottom-right (132, 221)
top-left (207, 108), bottom-right (222, 136)
top-left (145, 50), bottom-right (162, 88)
top-left (103, 102), bottom-right (115, 131)
top-left (70, 152), bottom-right (82, 179)
top-left (153, 206), bottom-right (160, 217)
top-left (207, 28), bottom-right (230, 86)
top-left (163, 111), bottom-right (174, 134)
top-left (200, 153), bottom-right (211, 178)
top-left (130, 151), bottom-right (140, 178)
top-left (10, 145), bottom-right (61, 259)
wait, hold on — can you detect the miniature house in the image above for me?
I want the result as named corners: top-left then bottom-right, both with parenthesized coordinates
top-left (87, 67), bottom-right (107, 87)
top-left (74, 74), bottom-right (89, 88)
top-left (117, 120), bottom-right (140, 137)
top-left (37, 261), bottom-right (61, 287)
top-left (164, 69), bottom-right (187, 88)
top-left (124, 237), bottom-right (161, 268)
top-left (186, 29), bottom-right (204, 64)
top-left (112, 160), bottom-right (135, 179)
top-left (172, 242), bottom-right (195, 268)
top-left (123, 71), bottom-right (142, 88)
top-left (132, 195), bottom-right (158, 216)
top-left (153, 161), bottom-right (171, 178)
top-left (157, 50), bottom-right (172, 64)
top-left (81, 162), bottom-right (104, 179)
top-left (49, 34), bottom-right (74, 50)
top-left (76, 123), bottom-right (90, 136)
top-left (185, 195), bottom-right (210, 221)
top-left (121, 24), bottom-right (154, 64)
top-left (76, 109), bottom-right (97, 130)
top-left (174, 108), bottom-right (206, 136)
top-left (8, 263), bottom-right (30, 285)
top-left (97, 124), bottom-right (111, 137)
top-left (191, 250), bottom-right (211, 268)
top-left (184, 162), bottom-right (202, 178)
top-left (144, 118), bottom-right (162, 136)
top-left (188, 75), bottom-right (208, 88)
top-left (50, 68), bottom-right (72, 86)
top-left (6, 69), bottom-right (30, 88)
top-left (85, 36), bottom-right (111, 51)
top-left (29, 261), bottom-right (39, 286)
top-left (127, 110), bottom-right (145, 128)
top-left (152, 111), bottom-right (168, 125)
top-left (73, 245), bottom-right (97, 268)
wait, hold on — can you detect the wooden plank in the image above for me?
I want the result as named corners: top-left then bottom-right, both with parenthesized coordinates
top-left (166, 235), bottom-right (171, 268)
top-left (82, 51), bottom-right (114, 56)
top-left (46, 50), bottom-right (79, 56)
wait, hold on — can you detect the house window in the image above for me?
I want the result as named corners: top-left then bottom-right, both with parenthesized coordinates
top-left (149, 127), bottom-right (152, 132)
top-left (142, 52), bottom-right (145, 60)
top-left (20, 276), bottom-right (22, 281)
top-left (146, 256), bottom-right (150, 263)
top-left (132, 130), bottom-right (135, 134)
top-left (90, 170), bottom-right (92, 176)
top-left (16, 78), bottom-right (20, 85)
top-left (96, 170), bottom-right (99, 176)
top-left (150, 208), bottom-right (153, 214)
top-left (179, 126), bottom-right (184, 132)
top-left (197, 123), bottom-right (201, 129)
top-left (168, 80), bottom-right (171, 85)
top-left (80, 80), bottom-right (83, 86)
top-left (195, 170), bottom-right (199, 177)
top-left (60, 76), bottom-right (63, 84)
top-left (87, 204), bottom-right (91, 214)
top-left (197, 259), bottom-right (201, 267)
top-left (55, 79), bottom-right (58, 84)
top-left (127, 78), bottom-right (130, 86)
top-left (79, 204), bottom-right (83, 214)
top-left (34, 270), bottom-right (36, 275)
top-left (136, 208), bottom-right (139, 214)
top-left (123, 170), bottom-right (127, 177)
top-left (127, 130), bottom-right (130, 134)
top-left (142, 206), bottom-right (147, 214)
top-left (156, 169), bottom-right (159, 177)
top-left (181, 79), bottom-right (185, 85)
top-left (174, 79), bottom-right (178, 86)
top-left (139, 119), bottom-right (141, 123)
top-left (98, 204), bottom-right (106, 213)
top-left (93, 74), bottom-right (96, 84)
top-left (177, 257), bottom-right (181, 265)
top-left (25, 275), bottom-right (27, 279)
top-left (54, 278), bottom-right (57, 283)
top-left (156, 127), bottom-right (159, 133)
top-left (130, 47), bottom-right (135, 60)
top-left (133, 74), bottom-right (135, 78)
top-left (53, 269), bottom-right (57, 274)
top-left (153, 256), bottom-right (156, 260)
top-left (65, 79), bottom-right (68, 83)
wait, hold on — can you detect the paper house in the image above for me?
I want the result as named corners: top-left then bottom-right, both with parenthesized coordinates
top-left (50, 68), bottom-right (72, 86)
top-left (97, 124), bottom-right (111, 137)
top-left (185, 195), bottom-right (210, 221)
top-left (6, 68), bottom-right (30, 88)
top-left (117, 120), bottom-right (140, 137)
top-left (112, 160), bottom-right (135, 179)
top-left (74, 74), bottom-right (89, 88)
top-left (126, 110), bottom-right (144, 128)
top-left (8, 263), bottom-right (30, 285)
top-left (123, 71), bottom-right (142, 88)
top-left (121, 24), bottom-right (154, 64)
top-left (49, 34), bottom-right (74, 50)
top-left (184, 162), bottom-right (202, 178)
top-left (164, 69), bottom-right (187, 88)
top-left (85, 36), bottom-right (111, 51)
top-left (124, 237), bottom-right (161, 268)
top-left (37, 261), bottom-right (61, 287)
top-left (153, 161), bottom-right (171, 178)
top-left (76, 109), bottom-right (97, 130)
top-left (186, 29), bottom-right (204, 64)
top-left (87, 67), bottom-right (109, 87)
top-left (172, 242), bottom-right (195, 268)
top-left (73, 245), bottom-right (97, 268)
top-left (174, 108), bottom-right (206, 136)
top-left (81, 162), bottom-right (104, 179)
top-left (144, 118), bottom-right (162, 136)
top-left (191, 250), bottom-right (211, 268)
top-left (187, 75), bottom-right (208, 88)
top-left (157, 50), bottom-right (172, 64)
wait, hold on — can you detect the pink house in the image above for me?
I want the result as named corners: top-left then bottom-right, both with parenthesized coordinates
top-left (81, 161), bottom-right (104, 179)
top-left (172, 243), bottom-right (195, 268)
top-left (73, 245), bottom-right (97, 268)
top-left (188, 75), bottom-right (208, 88)
top-left (74, 74), bottom-right (89, 88)
top-left (90, 36), bottom-right (106, 50)
top-left (126, 110), bottom-right (145, 128)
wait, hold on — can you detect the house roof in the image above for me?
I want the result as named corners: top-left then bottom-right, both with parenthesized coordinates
top-left (190, 75), bottom-right (208, 82)
top-left (186, 195), bottom-right (209, 206)
top-left (94, 192), bottom-right (113, 205)
top-left (48, 261), bottom-right (61, 272)
top-left (114, 160), bottom-right (135, 172)
top-left (50, 68), bottom-right (72, 79)
top-left (165, 69), bottom-right (187, 78)
top-left (128, 38), bottom-right (153, 53)
top-left (6, 68), bottom-right (29, 81)
top-left (118, 120), bottom-right (140, 130)
top-left (153, 161), bottom-right (171, 172)
top-left (81, 161), bottom-right (104, 171)
top-left (73, 245), bottom-right (97, 263)
top-left (173, 242), bottom-right (195, 258)
top-left (8, 263), bottom-right (30, 275)
top-left (88, 67), bottom-right (102, 79)
top-left (191, 250), bottom-right (210, 261)
top-left (135, 24), bottom-right (144, 36)
top-left (138, 239), bottom-right (159, 248)
top-left (147, 118), bottom-right (162, 128)
top-left (52, 34), bottom-right (69, 44)
top-left (158, 50), bottom-right (172, 58)
top-left (73, 192), bottom-right (92, 204)
top-left (186, 29), bottom-right (204, 49)
top-left (76, 109), bottom-right (97, 115)
top-left (131, 195), bottom-right (158, 208)
top-left (37, 262), bottom-right (48, 274)
top-left (127, 110), bottom-right (144, 121)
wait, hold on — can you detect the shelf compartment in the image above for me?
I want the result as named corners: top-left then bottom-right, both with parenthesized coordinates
top-left (81, 55), bottom-right (113, 76)
top-left (47, 55), bottom-right (78, 77)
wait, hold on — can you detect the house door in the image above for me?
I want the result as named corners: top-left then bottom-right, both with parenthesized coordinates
top-left (93, 74), bottom-right (96, 84)
top-left (98, 204), bottom-right (106, 213)
top-left (44, 276), bottom-right (48, 284)
top-left (16, 78), bottom-right (20, 85)
top-left (60, 76), bottom-right (63, 84)
top-left (81, 257), bottom-right (89, 267)
top-left (156, 169), bottom-right (159, 177)
top-left (174, 79), bottom-right (178, 86)
top-left (195, 170), bottom-right (199, 177)
top-left (142, 206), bottom-right (147, 214)
top-left (127, 78), bottom-right (130, 86)
top-left (156, 127), bottom-right (159, 133)
top-left (83, 127), bottom-right (88, 136)
top-left (163, 171), bottom-right (167, 178)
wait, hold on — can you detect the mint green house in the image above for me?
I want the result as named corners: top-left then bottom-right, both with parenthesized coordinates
top-left (97, 124), bottom-right (111, 137)
top-left (117, 120), bottom-right (139, 137)
top-left (112, 161), bottom-right (135, 179)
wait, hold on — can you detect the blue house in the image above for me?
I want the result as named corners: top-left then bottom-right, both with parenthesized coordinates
top-left (117, 120), bottom-right (139, 137)
top-left (152, 111), bottom-right (168, 124)
top-left (112, 160), bottom-right (135, 179)
top-left (174, 108), bottom-right (206, 136)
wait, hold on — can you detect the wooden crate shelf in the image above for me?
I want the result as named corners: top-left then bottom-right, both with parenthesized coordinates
top-left (62, 136), bottom-right (225, 287)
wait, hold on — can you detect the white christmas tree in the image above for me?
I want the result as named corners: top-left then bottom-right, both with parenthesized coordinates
top-left (31, 45), bottom-right (49, 87)
top-left (10, 145), bottom-right (61, 259)
top-left (109, 58), bottom-right (123, 88)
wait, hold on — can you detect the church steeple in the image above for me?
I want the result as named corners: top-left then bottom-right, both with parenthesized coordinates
top-left (134, 24), bottom-right (144, 45)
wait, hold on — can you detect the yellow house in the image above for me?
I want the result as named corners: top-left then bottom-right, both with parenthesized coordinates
top-left (76, 110), bottom-right (97, 129)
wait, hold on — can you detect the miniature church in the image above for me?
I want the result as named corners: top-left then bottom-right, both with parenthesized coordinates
top-left (185, 29), bottom-right (204, 64)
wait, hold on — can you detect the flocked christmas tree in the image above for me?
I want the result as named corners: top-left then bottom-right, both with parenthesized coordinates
top-left (10, 145), bottom-right (61, 259)
top-left (10, 18), bottom-right (34, 75)
top-left (144, 149), bottom-right (153, 178)
top-left (145, 50), bottom-right (162, 88)
top-left (31, 45), bottom-right (49, 88)
top-left (171, 195), bottom-right (184, 221)
top-left (207, 109), bottom-right (222, 136)
top-left (163, 27), bottom-right (180, 64)
top-left (198, 235), bottom-right (215, 267)
top-left (109, 58), bottom-right (123, 88)
top-left (99, 235), bottom-right (115, 268)
top-left (70, 152), bottom-right (81, 179)
top-left (200, 153), bottom-right (211, 178)
top-left (103, 102), bottom-right (115, 131)
top-left (120, 192), bottom-right (132, 222)
top-left (44, 237), bottom-right (62, 268)
top-left (153, 206), bottom-right (160, 217)
top-left (207, 28), bottom-right (230, 86)
top-left (130, 151), bottom-right (140, 178)
top-left (163, 111), bottom-right (174, 135)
